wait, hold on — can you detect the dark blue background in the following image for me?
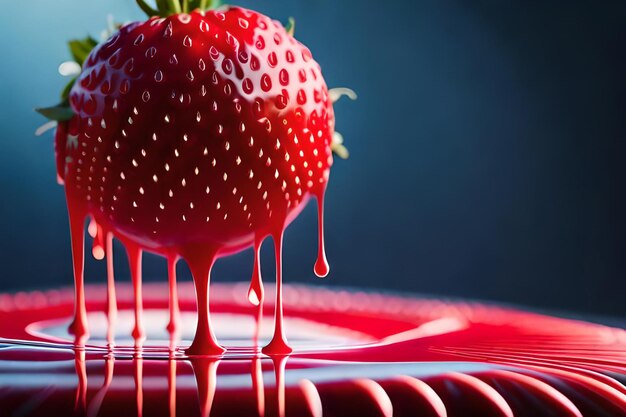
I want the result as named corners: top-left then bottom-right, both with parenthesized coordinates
top-left (2, 1), bottom-right (625, 318)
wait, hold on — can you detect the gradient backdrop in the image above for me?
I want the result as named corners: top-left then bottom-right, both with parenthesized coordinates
top-left (1, 1), bottom-right (625, 319)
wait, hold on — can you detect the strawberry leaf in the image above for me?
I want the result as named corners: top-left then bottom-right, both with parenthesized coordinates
top-left (35, 101), bottom-right (74, 122)
top-left (68, 36), bottom-right (98, 66)
top-left (61, 77), bottom-right (77, 100)
top-left (285, 17), bottom-right (295, 36)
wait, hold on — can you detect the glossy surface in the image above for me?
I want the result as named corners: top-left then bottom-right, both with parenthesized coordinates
top-left (0, 283), bottom-right (624, 416)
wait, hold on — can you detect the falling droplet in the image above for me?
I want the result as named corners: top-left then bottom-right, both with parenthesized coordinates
top-left (248, 238), bottom-right (264, 306)
top-left (91, 222), bottom-right (105, 260)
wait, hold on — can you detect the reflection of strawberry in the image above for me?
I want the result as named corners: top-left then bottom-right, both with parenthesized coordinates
top-left (39, 1), bottom-right (352, 354)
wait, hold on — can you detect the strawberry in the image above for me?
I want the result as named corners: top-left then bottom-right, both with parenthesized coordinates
top-left (38, 0), bottom-right (352, 355)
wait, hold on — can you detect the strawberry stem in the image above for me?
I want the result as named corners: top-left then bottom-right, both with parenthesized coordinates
top-left (137, 0), bottom-right (217, 17)
top-left (165, 0), bottom-right (182, 14)
top-left (136, 0), bottom-right (159, 16)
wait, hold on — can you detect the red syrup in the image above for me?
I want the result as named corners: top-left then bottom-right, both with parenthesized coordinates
top-left (63, 187), bottom-right (328, 356)
top-left (1, 284), bottom-right (625, 416)
top-left (64, 184), bottom-right (328, 357)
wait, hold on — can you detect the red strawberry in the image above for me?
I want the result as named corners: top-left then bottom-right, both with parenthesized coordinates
top-left (39, 2), bottom-right (352, 354)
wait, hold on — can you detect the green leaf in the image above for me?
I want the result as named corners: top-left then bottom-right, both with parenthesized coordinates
top-left (61, 77), bottom-right (77, 100)
top-left (285, 17), bottom-right (295, 36)
top-left (68, 36), bottom-right (98, 66)
top-left (156, 0), bottom-right (168, 13)
top-left (35, 101), bottom-right (74, 122)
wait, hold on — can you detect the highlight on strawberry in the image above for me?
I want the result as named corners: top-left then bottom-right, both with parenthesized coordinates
top-left (37, 0), bottom-right (355, 355)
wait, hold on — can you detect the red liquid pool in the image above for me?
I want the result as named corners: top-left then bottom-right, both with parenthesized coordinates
top-left (0, 283), bottom-right (625, 416)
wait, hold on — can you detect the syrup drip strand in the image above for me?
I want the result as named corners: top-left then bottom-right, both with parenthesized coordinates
top-left (314, 191), bottom-right (329, 278)
top-left (66, 198), bottom-right (88, 345)
top-left (105, 232), bottom-right (117, 348)
top-left (262, 230), bottom-right (292, 355)
top-left (64, 180), bottom-right (330, 354)
top-left (186, 249), bottom-right (225, 355)
top-left (249, 237), bottom-right (265, 346)
top-left (126, 243), bottom-right (145, 347)
top-left (166, 255), bottom-right (181, 348)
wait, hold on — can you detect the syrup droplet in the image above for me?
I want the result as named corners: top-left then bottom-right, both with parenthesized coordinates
top-left (91, 223), bottom-right (105, 260)
top-left (247, 238), bottom-right (264, 307)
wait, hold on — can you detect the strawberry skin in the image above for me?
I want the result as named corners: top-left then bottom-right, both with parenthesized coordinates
top-left (60, 7), bottom-right (334, 254)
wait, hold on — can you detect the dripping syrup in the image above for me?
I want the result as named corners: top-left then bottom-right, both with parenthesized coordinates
top-left (64, 177), bottom-right (329, 356)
